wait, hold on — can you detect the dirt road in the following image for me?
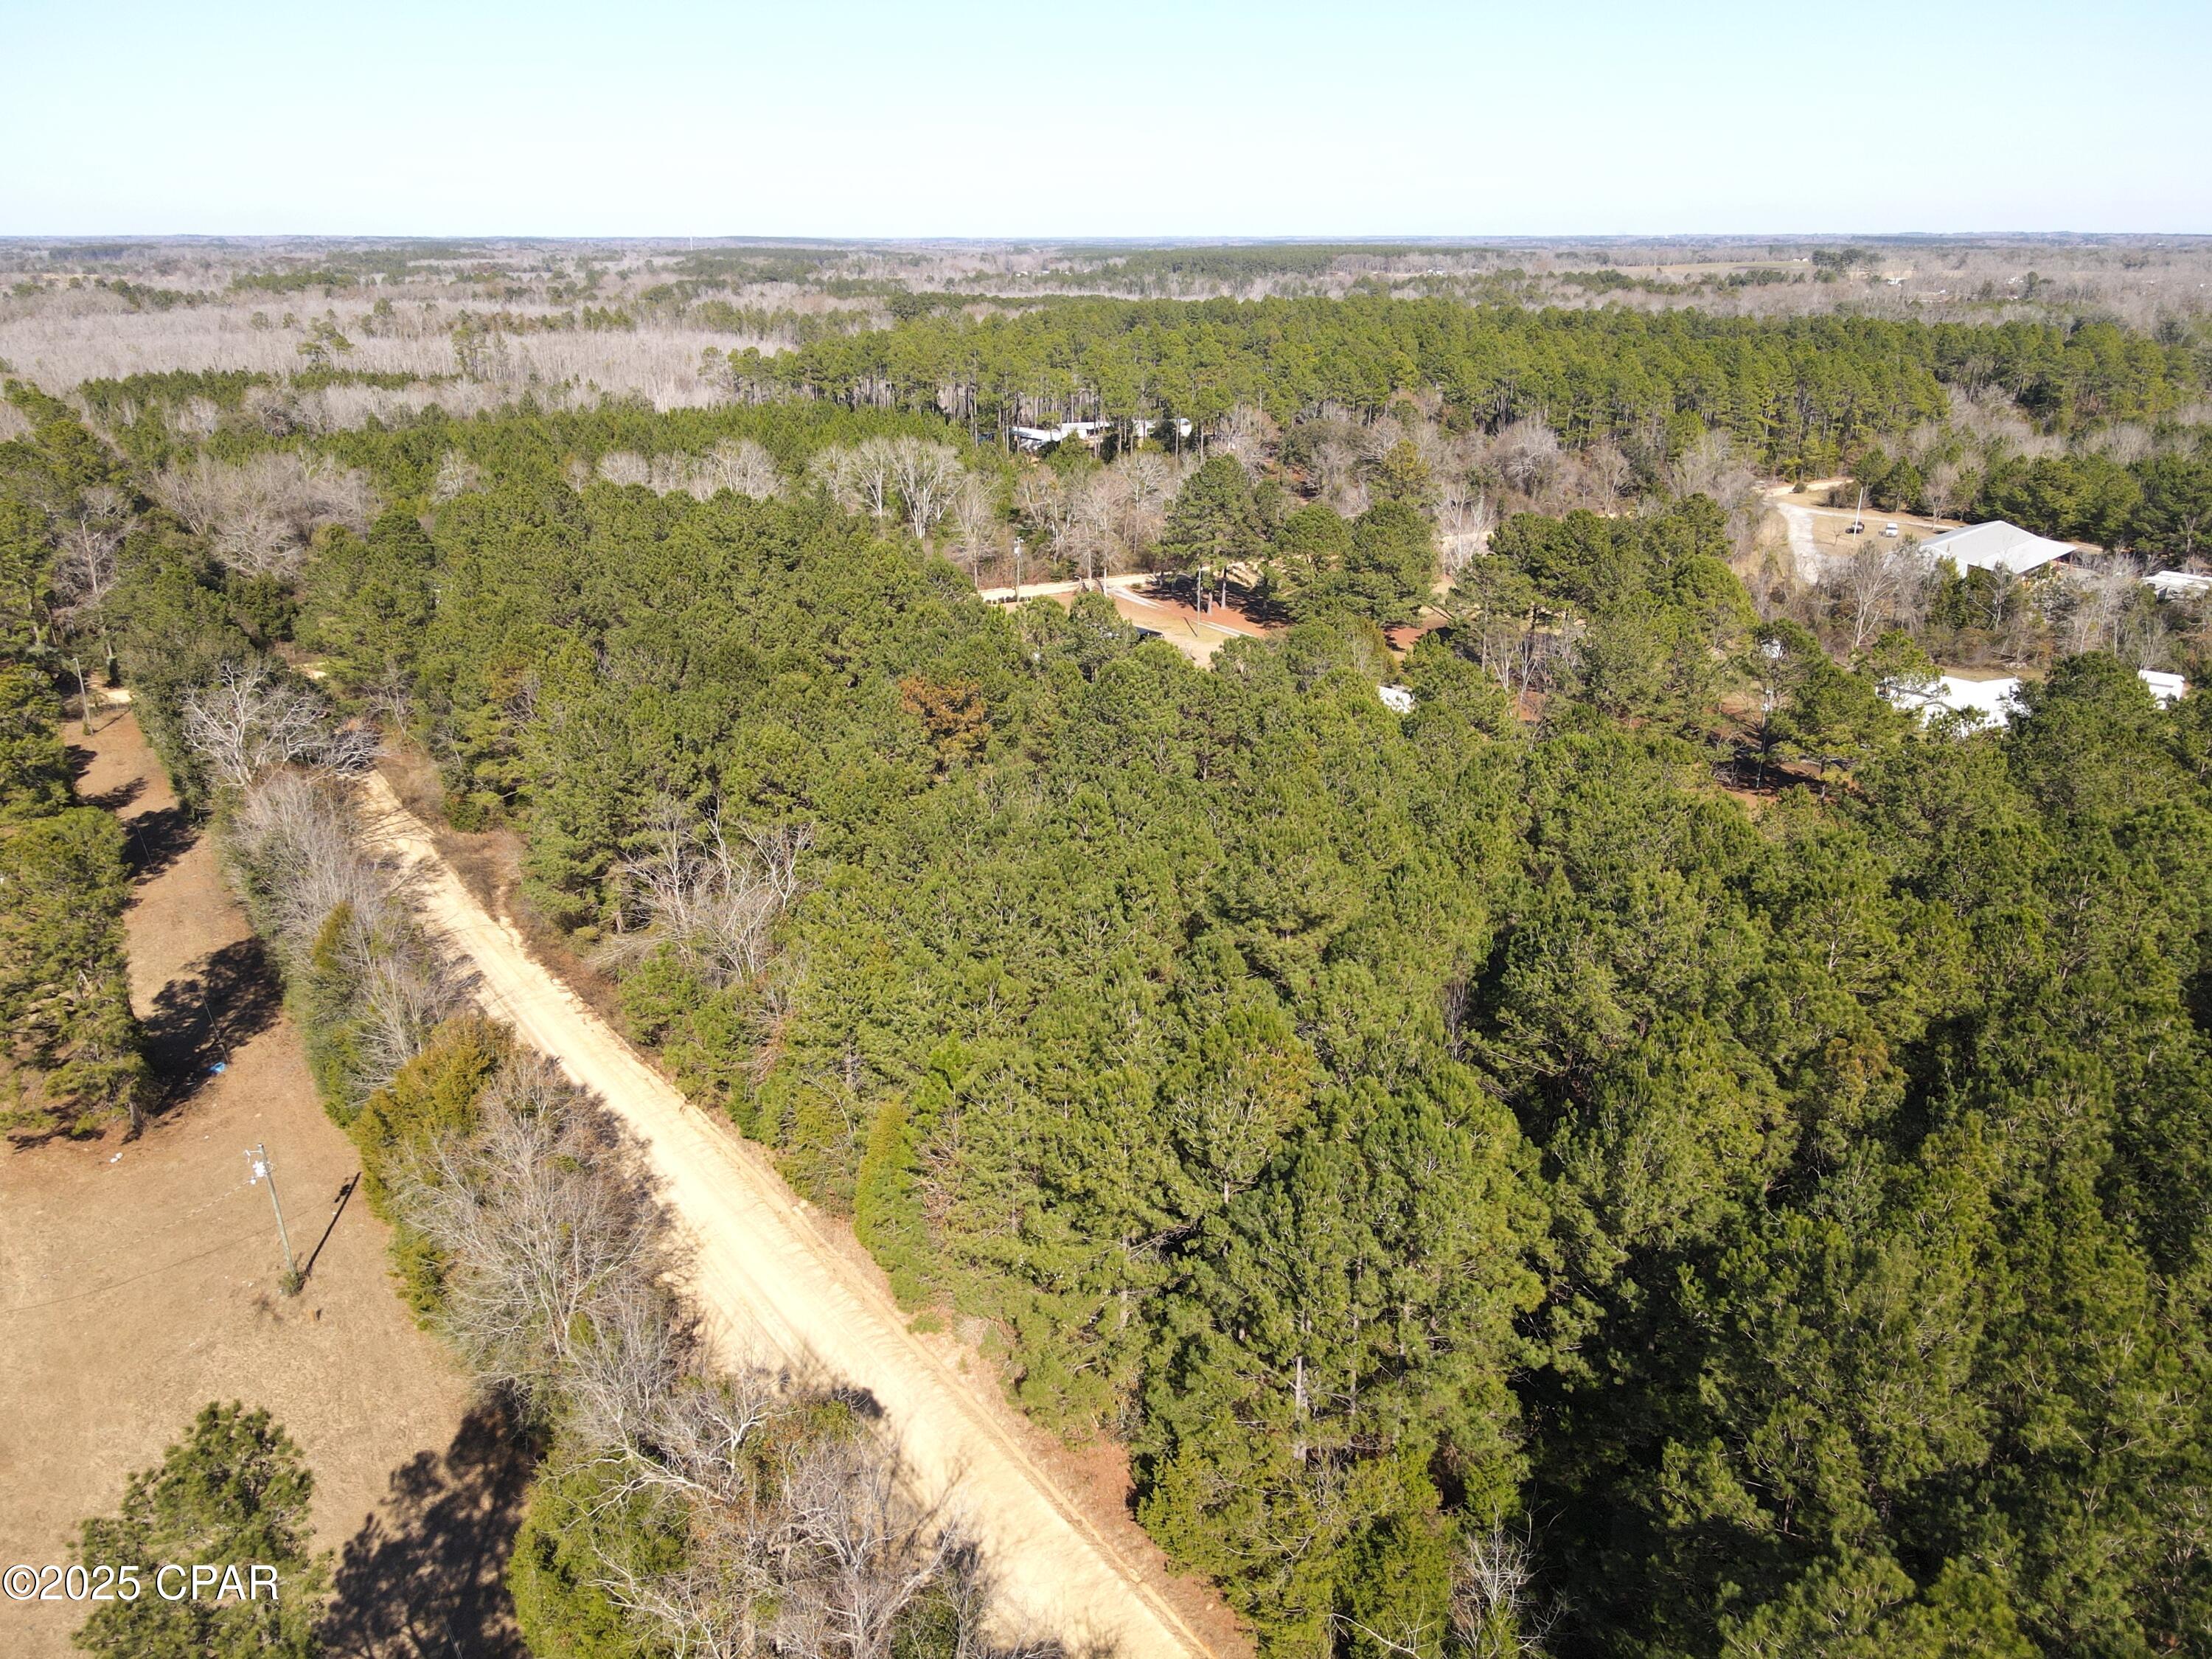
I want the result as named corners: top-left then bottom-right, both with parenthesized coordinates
top-left (976, 573), bottom-right (1265, 666)
top-left (357, 774), bottom-right (1217, 1659)
top-left (1764, 480), bottom-right (1962, 582)
top-left (1775, 498), bottom-right (1823, 580)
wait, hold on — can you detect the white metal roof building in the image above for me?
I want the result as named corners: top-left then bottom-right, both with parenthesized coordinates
top-left (1888, 675), bottom-right (2026, 726)
top-left (1916, 521), bottom-right (2075, 577)
top-left (1008, 417), bottom-right (1194, 452)
top-left (2145, 570), bottom-right (2212, 601)
top-left (1888, 669), bottom-right (2188, 727)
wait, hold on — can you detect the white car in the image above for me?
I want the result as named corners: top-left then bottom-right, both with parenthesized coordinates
top-left (1882, 523), bottom-right (1901, 538)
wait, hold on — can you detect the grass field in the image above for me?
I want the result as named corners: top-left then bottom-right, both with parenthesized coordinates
top-left (0, 712), bottom-right (527, 1658)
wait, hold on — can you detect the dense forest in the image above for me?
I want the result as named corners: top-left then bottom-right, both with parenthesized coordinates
top-left (720, 299), bottom-right (2199, 470)
top-left (296, 471), bottom-right (2212, 1658)
top-left (4, 273), bottom-right (2212, 1657)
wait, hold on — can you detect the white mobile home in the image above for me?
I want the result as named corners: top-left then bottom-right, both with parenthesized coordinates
top-left (1888, 669), bottom-right (2188, 728)
top-left (2145, 570), bottom-right (2212, 601)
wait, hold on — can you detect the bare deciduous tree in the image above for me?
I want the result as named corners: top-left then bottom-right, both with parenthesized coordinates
top-left (1922, 457), bottom-right (1965, 522)
top-left (394, 1049), bottom-right (1020, 1659)
top-left (221, 763), bottom-right (469, 1096)
top-left (1492, 417), bottom-right (1561, 497)
top-left (52, 486), bottom-right (129, 644)
top-left (947, 473), bottom-right (1002, 582)
top-left (888, 439), bottom-right (964, 538)
top-left (1826, 543), bottom-right (1927, 655)
top-left (1436, 479), bottom-right (1495, 580)
top-left (809, 437), bottom-right (967, 536)
top-left (1311, 432), bottom-right (1368, 515)
top-left (153, 451), bottom-right (378, 576)
top-left (1447, 1523), bottom-right (1555, 1658)
top-left (1669, 431), bottom-right (1767, 557)
top-left (602, 799), bottom-right (811, 987)
top-left (1211, 402), bottom-right (1274, 476)
top-left (399, 1055), bottom-right (671, 1413)
top-left (1111, 449), bottom-right (1177, 559)
top-left (1062, 472), bottom-right (1122, 587)
top-left (150, 453), bottom-right (224, 535)
top-left (597, 450), bottom-right (654, 488)
top-left (774, 1437), bottom-right (971, 1659)
top-left (596, 439), bottom-right (785, 502)
top-left (700, 437), bottom-right (782, 501)
top-left (2048, 553), bottom-right (2149, 660)
top-left (225, 771), bottom-right (391, 952)
top-left (1585, 440), bottom-right (1635, 502)
top-left (353, 934), bottom-right (469, 1091)
top-left (811, 439), bottom-right (898, 521)
top-left (1667, 431), bottom-right (1736, 500)
top-left (1012, 468), bottom-right (1076, 566)
top-left (431, 450), bottom-right (483, 503)
top-left (181, 661), bottom-right (379, 792)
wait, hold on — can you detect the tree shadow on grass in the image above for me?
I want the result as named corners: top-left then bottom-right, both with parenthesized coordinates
top-left (321, 1403), bottom-right (538, 1659)
top-left (79, 773), bottom-right (145, 814)
top-left (142, 938), bottom-right (283, 1106)
top-left (119, 804), bottom-right (198, 882)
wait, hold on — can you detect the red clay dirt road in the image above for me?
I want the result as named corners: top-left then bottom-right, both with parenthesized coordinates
top-left (358, 770), bottom-right (1232, 1659)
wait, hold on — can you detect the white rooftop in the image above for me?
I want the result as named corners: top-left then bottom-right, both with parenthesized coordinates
top-left (1888, 668), bottom-right (2187, 727)
top-left (2140, 669), bottom-right (2187, 706)
top-left (1008, 416), bottom-right (1195, 450)
top-left (2146, 570), bottom-right (2212, 600)
top-left (1887, 675), bottom-right (2025, 727)
top-left (1918, 521), bottom-right (2074, 576)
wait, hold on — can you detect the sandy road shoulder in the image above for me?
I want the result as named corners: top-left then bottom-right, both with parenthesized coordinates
top-left (355, 773), bottom-right (1209, 1659)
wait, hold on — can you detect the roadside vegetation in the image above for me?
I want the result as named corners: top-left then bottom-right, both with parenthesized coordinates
top-left (4, 248), bottom-right (2211, 1655)
top-left (7, 391), bottom-right (1040, 1659)
top-left (0, 393), bottom-right (146, 1138)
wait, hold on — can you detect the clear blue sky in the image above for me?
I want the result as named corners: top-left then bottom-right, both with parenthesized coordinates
top-left (2, 0), bottom-right (2203, 237)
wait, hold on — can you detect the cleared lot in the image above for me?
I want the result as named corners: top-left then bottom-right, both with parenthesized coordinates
top-left (0, 712), bottom-right (522, 1659)
top-left (1767, 483), bottom-right (1962, 581)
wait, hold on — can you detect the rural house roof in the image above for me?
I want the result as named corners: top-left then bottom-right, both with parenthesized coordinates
top-left (1887, 669), bottom-right (2188, 728)
top-left (1916, 521), bottom-right (2074, 576)
top-left (1887, 675), bottom-right (2025, 726)
top-left (2146, 570), bottom-right (2212, 600)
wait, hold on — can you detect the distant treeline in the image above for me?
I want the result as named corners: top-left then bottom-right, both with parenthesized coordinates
top-left (723, 298), bottom-right (2202, 470)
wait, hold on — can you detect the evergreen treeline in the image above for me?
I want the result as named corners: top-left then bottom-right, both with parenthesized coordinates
top-left (0, 389), bottom-right (147, 1137)
top-left (723, 299), bottom-right (2202, 470)
top-left (0, 660), bottom-right (145, 1135)
top-left (1856, 438), bottom-right (2212, 554)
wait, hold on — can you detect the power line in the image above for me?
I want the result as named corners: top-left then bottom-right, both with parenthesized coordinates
top-left (0, 1231), bottom-right (262, 1317)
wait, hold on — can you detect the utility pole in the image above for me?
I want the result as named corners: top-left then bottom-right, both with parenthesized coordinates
top-left (246, 1142), bottom-right (299, 1293)
top-left (71, 655), bottom-right (94, 737)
